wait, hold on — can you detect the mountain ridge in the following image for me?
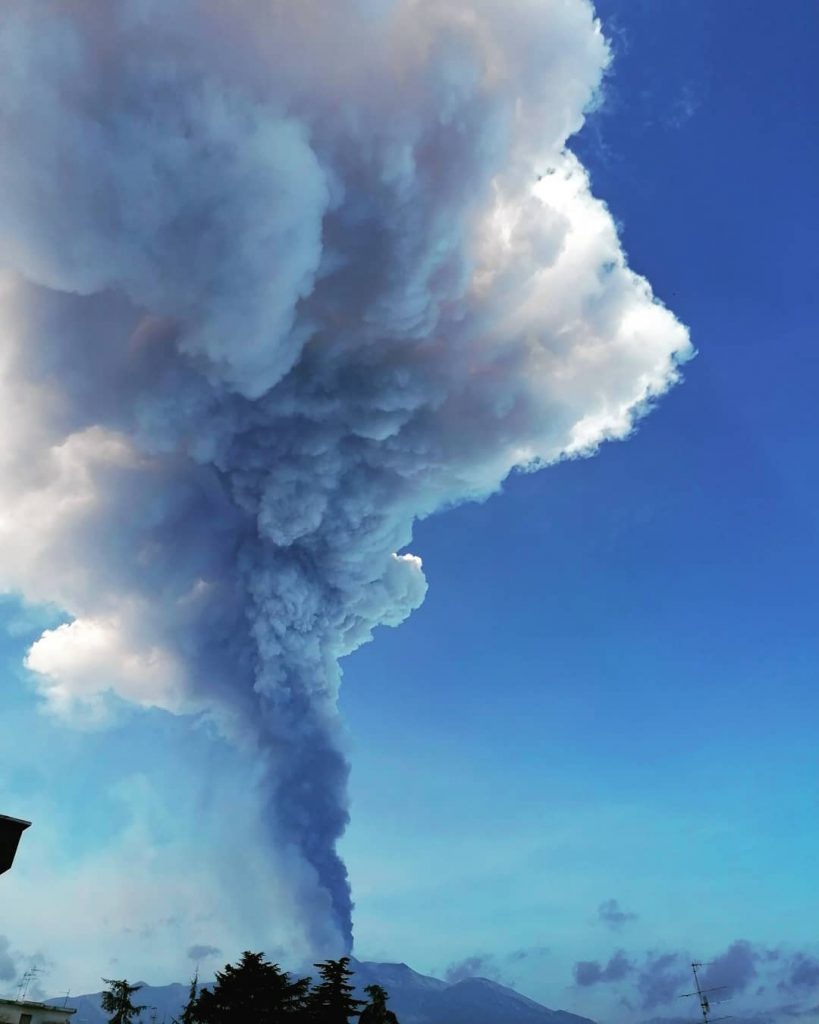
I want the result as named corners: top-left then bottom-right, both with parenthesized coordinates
top-left (48, 958), bottom-right (596, 1024)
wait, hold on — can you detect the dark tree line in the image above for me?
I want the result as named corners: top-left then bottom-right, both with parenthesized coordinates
top-left (102, 954), bottom-right (399, 1024)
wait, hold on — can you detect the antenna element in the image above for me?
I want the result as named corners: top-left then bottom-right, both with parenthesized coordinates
top-left (680, 961), bottom-right (732, 1024)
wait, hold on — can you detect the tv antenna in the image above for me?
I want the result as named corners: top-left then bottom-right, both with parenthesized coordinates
top-left (16, 965), bottom-right (41, 1002)
top-left (681, 961), bottom-right (731, 1024)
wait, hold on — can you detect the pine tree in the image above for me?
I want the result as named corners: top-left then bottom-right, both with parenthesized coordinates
top-left (358, 984), bottom-right (399, 1024)
top-left (307, 958), bottom-right (364, 1024)
top-left (192, 951), bottom-right (310, 1023)
top-left (100, 979), bottom-right (146, 1024)
top-left (172, 971), bottom-right (199, 1024)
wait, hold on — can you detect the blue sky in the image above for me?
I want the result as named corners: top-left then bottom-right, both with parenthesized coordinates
top-left (1, 1), bottom-right (818, 1021)
top-left (341, 0), bottom-right (819, 1014)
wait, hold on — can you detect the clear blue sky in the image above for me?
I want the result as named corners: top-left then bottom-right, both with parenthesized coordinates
top-left (1, 1), bottom-right (818, 1020)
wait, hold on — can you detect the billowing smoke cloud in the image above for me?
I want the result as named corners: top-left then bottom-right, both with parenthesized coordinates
top-left (0, 0), bottom-right (690, 952)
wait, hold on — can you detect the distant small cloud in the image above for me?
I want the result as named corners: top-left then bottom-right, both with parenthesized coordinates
top-left (442, 946), bottom-right (548, 986)
top-left (187, 944), bottom-right (221, 962)
top-left (444, 955), bottom-right (503, 985)
top-left (574, 950), bottom-right (634, 987)
top-left (598, 898), bottom-right (638, 930)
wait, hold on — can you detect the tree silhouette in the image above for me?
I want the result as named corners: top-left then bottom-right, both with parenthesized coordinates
top-left (192, 951), bottom-right (309, 1023)
top-left (101, 950), bottom-right (402, 1024)
top-left (307, 958), bottom-right (364, 1023)
top-left (173, 971), bottom-right (199, 1024)
top-left (358, 984), bottom-right (399, 1024)
top-left (101, 979), bottom-right (146, 1024)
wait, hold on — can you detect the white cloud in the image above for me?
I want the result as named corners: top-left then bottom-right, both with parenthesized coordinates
top-left (25, 617), bottom-right (186, 722)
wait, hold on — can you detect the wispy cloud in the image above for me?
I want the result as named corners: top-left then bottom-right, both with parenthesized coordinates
top-left (598, 898), bottom-right (638, 930)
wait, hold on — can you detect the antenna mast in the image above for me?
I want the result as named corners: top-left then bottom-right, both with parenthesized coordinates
top-left (16, 965), bottom-right (41, 1002)
top-left (681, 961), bottom-right (731, 1024)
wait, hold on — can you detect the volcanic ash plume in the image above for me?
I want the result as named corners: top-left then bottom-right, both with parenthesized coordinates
top-left (0, 0), bottom-right (691, 950)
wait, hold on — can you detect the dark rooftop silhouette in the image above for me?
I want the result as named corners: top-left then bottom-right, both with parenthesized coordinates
top-left (0, 814), bottom-right (30, 875)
